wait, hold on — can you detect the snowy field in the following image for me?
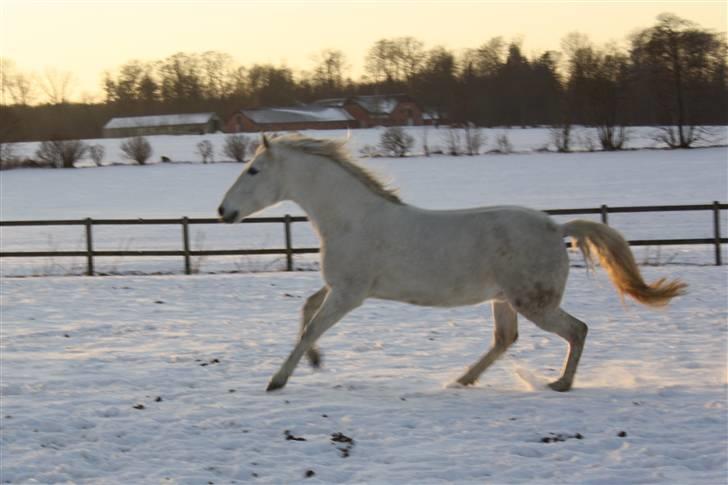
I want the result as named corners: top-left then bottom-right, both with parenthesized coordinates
top-left (1, 126), bottom-right (727, 276)
top-left (1, 126), bottom-right (727, 483)
top-left (1, 267), bottom-right (726, 484)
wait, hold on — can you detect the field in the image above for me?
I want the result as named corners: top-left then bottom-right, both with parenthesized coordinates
top-left (1, 126), bottom-right (727, 276)
top-left (1, 127), bottom-right (727, 483)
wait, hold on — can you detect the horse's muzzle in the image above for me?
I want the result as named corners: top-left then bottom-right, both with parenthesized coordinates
top-left (218, 206), bottom-right (239, 223)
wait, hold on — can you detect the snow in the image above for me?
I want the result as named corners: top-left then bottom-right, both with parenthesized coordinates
top-left (103, 113), bottom-right (217, 130)
top-left (243, 107), bottom-right (354, 124)
top-left (1, 126), bottom-right (727, 483)
top-left (1, 267), bottom-right (726, 484)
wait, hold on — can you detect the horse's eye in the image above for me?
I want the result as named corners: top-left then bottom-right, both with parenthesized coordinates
top-left (248, 166), bottom-right (259, 176)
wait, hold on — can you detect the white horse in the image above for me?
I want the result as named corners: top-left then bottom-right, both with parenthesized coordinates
top-left (218, 134), bottom-right (686, 392)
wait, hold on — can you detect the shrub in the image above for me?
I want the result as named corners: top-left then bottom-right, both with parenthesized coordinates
top-left (380, 126), bottom-right (414, 157)
top-left (442, 127), bottom-right (463, 156)
top-left (550, 124), bottom-right (572, 153)
top-left (494, 133), bottom-right (513, 154)
top-left (35, 139), bottom-right (87, 168)
top-left (0, 142), bottom-right (16, 164)
top-left (223, 134), bottom-right (249, 162)
top-left (597, 126), bottom-right (629, 151)
top-left (196, 140), bottom-right (214, 163)
top-left (88, 144), bottom-right (105, 166)
top-left (120, 136), bottom-right (152, 165)
top-left (463, 123), bottom-right (485, 156)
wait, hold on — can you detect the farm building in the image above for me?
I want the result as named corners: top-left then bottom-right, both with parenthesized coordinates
top-left (226, 105), bottom-right (356, 133)
top-left (315, 94), bottom-right (426, 128)
top-left (103, 113), bottom-right (221, 138)
top-left (225, 94), bottom-right (428, 132)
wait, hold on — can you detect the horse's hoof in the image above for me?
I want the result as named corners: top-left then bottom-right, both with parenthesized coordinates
top-left (266, 379), bottom-right (286, 392)
top-left (547, 380), bottom-right (572, 392)
top-left (307, 349), bottom-right (322, 369)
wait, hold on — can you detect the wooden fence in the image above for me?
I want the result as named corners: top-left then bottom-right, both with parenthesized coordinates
top-left (1, 202), bottom-right (725, 276)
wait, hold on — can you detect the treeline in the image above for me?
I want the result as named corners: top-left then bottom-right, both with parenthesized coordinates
top-left (1, 13), bottom-right (726, 143)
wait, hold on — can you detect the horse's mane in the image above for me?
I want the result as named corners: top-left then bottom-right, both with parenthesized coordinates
top-left (271, 134), bottom-right (403, 205)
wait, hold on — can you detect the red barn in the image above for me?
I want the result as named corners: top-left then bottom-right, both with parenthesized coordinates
top-left (225, 94), bottom-right (427, 132)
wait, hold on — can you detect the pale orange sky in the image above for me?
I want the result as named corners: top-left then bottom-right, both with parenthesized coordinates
top-left (1, 0), bottom-right (726, 102)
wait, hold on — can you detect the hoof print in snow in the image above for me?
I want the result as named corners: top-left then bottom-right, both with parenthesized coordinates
top-left (305, 470), bottom-right (316, 478)
top-left (331, 432), bottom-right (354, 457)
top-left (133, 404), bottom-right (145, 410)
top-left (540, 432), bottom-right (583, 443)
top-left (155, 396), bottom-right (162, 402)
top-left (617, 431), bottom-right (628, 437)
top-left (154, 300), bottom-right (165, 304)
top-left (199, 358), bottom-right (220, 367)
top-left (284, 430), bottom-right (306, 441)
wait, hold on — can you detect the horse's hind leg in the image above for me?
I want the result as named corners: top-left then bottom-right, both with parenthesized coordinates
top-left (525, 308), bottom-right (588, 392)
top-left (300, 287), bottom-right (328, 368)
top-left (456, 301), bottom-right (518, 386)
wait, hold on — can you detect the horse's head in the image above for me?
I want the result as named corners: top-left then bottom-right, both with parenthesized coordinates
top-left (218, 134), bottom-right (285, 223)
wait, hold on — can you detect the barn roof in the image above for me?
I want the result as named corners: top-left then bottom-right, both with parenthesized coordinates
top-left (104, 113), bottom-right (217, 130)
top-left (241, 106), bottom-right (354, 124)
top-left (315, 94), bottom-right (413, 115)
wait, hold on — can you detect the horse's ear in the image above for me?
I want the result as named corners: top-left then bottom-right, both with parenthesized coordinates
top-left (261, 133), bottom-right (270, 149)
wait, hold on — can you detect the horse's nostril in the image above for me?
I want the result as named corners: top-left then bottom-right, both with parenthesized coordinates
top-left (218, 205), bottom-right (225, 217)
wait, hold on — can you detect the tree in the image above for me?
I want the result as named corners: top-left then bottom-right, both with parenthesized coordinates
top-left (380, 127), bottom-right (414, 157)
top-left (414, 47), bottom-right (457, 122)
top-left (1, 58), bottom-right (36, 106)
top-left (196, 140), bottom-right (214, 163)
top-left (223, 134), bottom-right (249, 162)
top-left (120, 136), bottom-right (152, 165)
top-left (364, 37), bottom-right (425, 88)
top-left (36, 140), bottom-right (87, 168)
top-left (630, 13), bottom-right (728, 147)
top-left (310, 49), bottom-right (348, 96)
top-left (39, 68), bottom-right (75, 104)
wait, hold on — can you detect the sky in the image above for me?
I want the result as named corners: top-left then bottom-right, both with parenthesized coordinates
top-left (1, 0), bottom-right (726, 102)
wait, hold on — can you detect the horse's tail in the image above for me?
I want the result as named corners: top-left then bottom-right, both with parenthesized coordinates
top-left (562, 220), bottom-right (687, 307)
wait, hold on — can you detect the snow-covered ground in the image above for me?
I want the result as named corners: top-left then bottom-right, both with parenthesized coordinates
top-left (1, 127), bottom-right (727, 276)
top-left (1, 267), bottom-right (725, 484)
top-left (1, 126), bottom-right (727, 483)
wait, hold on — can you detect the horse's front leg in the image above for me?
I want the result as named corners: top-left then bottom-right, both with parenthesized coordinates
top-left (300, 287), bottom-right (329, 368)
top-left (267, 287), bottom-right (365, 392)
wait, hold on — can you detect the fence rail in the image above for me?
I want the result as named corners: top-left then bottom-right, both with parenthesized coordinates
top-left (1, 202), bottom-right (725, 276)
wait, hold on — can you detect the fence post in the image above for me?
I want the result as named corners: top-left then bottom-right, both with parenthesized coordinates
top-left (600, 204), bottom-right (609, 225)
top-left (84, 218), bottom-right (94, 276)
top-left (284, 214), bottom-right (293, 271)
top-left (713, 201), bottom-right (722, 266)
top-left (182, 217), bottom-right (191, 274)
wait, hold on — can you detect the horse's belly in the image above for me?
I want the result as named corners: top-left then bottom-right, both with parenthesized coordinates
top-left (370, 270), bottom-right (500, 307)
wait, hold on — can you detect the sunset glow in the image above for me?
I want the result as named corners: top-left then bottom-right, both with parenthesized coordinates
top-left (1, 0), bottom-right (726, 101)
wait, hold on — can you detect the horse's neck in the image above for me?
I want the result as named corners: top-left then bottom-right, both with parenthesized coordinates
top-left (285, 157), bottom-right (393, 241)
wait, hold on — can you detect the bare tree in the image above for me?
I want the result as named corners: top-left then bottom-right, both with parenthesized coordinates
top-left (631, 13), bottom-right (727, 147)
top-left (463, 123), bottom-right (486, 155)
top-left (311, 49), bottom-right (348, 93)
top-left (196, 140), bottom-right (214, 163)
top-left (550, 124), bottom-right (572, 153)
top-left (120, 136), bottom-right (152, 165)
top-left (223, 134), bottom-right (249, 162)
top-left (1, 58), bottom-right (36, 105)
top-left (88, 144), bottom-right (105, 166)
top-left (380, 127), bottom-right (414, 157)
top-left (36, 140), bottom-right (87, 168)
top-left (39, 67), bottom-right (75, 104)
top-left (597, 125), bottom-right (629, 150)
top-left (443, 127), bottom-right (463, 155)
